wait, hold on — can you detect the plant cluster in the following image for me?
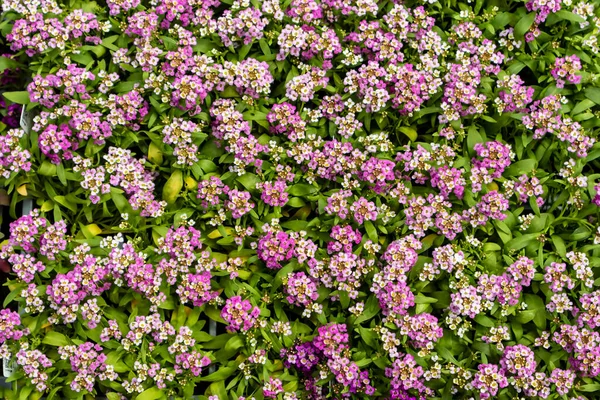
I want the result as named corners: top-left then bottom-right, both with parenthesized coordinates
top-left (1, 0), bottom-right (600, 399)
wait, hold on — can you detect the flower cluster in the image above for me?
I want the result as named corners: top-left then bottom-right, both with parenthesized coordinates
top-left (1, 0), bottom-right (600, 398)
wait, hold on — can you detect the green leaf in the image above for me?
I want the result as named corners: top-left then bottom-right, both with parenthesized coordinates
top-left (355, 295), bottom-right (380, 324)
top-left (514, 12), bottom-right (535, 39)
top-left (114, 81), bottom-right (137, 93)
top-left (572, 99), bottom-right (596, 115)
top-left (198, 159), bottom-right (218, 173)
top-left (71, 52), bottom-right (94, 65)
top-left (110, 188), bottom-right (131, 214)
top-left (474, 314), bottom-right (495, 327)
top-left (357, 327), bottom-right (377, 348)
top-left (215, 334), bottom-right (245, 360)
top-left (238, 44), bottom-right (252, 60)
top-left (203, 333), bottom-right (235, 349)
top-left (42, 331), bottom-right (70, 346)
top-left (516, 311), bottom-right (534, 325)
top-left (580, 384), bottom-right (600, 392)
top-left (199, 367), bottom-right (237, 382)
top-left (483, 242), bottom-right (502, 252)
top-left (584, 87), bottom-right (600, 105)
top-left (524, 294), bottom-right (547, 329)
top-left (208, 380), bottom-right (229, 399)
top-left (287, 197), bottom-right (305, 207)
top-left (18, 386), bottom-right (33, 400)
top-left (0, 56), bottom-right (19, 72)
top-left (162, 170), bottom-right (183, 204)
top-left (414, 294), bottom-right (438, 304)
top-left (2, 91), bottom-right (30, 105)
top-left (364, 220), bottom-right (378, 242)
top-left (552, 10), bottom-right (586, 23)
top-left (204, 305), bottom-right (226, 323)
top-left (551, 235), bottom-right (566, 258)
top-left (398, 126), bottom-right (417, 141)
top-left (287, 184), bottom-right (317, 196)
top-left (3, 282), bottom-right (25, 307)
top-left (46, 386), bottom-right (64, 400)
top-left (237, 173), bottom-right (261, 191)
top-left (506, 233), bottom-right (538, 251)
top-left (193, 39), bottom-right (216, 54)
top-left (56, 162), bottom-right (67, 186)
top-left (259, 39), bottom-right (271, 56)
top-left (467, 125), bottom-right (483, 154)
top-left (512, 321), bottom-right (523, 340)
top-left (38, 161), bottom-right (57, 177)
top-left (54, 196), bottom-right (77, 213)
top-left (135, 387), bottom-right (166, 400)
top-left (504, 159), bottom-right (536, 176)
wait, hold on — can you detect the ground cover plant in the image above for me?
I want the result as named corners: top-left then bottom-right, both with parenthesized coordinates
top-left (1, 0), bottom-right (600, 398)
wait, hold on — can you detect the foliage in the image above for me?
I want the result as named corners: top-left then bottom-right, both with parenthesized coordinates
top-left (1, 0), bottom-right (600, 399)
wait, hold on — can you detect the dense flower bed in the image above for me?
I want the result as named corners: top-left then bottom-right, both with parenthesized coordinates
top-left (1, 0), bottom-right (600, 398)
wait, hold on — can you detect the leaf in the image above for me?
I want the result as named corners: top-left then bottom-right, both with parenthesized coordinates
top-left (110, 188), bottom-right (130, 213)
top-left (0, 56), bottom-right (19, 72)
top-left (580, 384), bottom-right (600, 392)
top-left (357, 327), bottom-right (377, 348)
top-left (364, 220), bottom-right (378, 242)
top-left (70, 52), bottom-right (94, 65)
top-left (113, 81), bottom-right (137, 93)
top-left (193, 39), bottom-right (216, 54)
top-left (551, 235), bottom-right (566, 258)
top-left (41, 200), bottom-right (54, 212)
top-left (584, 87), bottom-right (600, 105)
top-left (414, 294), bottom-right (438, 304)
top-left (81, 224), bottom-right (102, 238)
top-left (37, 161), bottom-right (57, 178)
top-left (199, 367), bottom-right (237, 382)
top-left (238, 44), bottom-right (252, 60)
top-left (135, 387), bottom-right (166, 400)
top-left (524, 294), bottom-right (547, 329)
top-left (162, 170), bottom-right (183, 204)
top-left (287, 184), bottom-right (317, 196)
top-left (204, 305), bottom-right (226, 323)
top-left (553, 10), bottom-right (586, 23)
top-left (56, 162), bottom-right (67, 186)
top-left (496, 223), bottom-right (512, 243)
top-left (504, 159), bottom-right (536, 176)
top-left (54, 196), bottom-right (77, 213)
top-left (42, 331), bottom-right (70, 346)
top-left (237, 173), bottom-right (261, 191)
top-left (259, 39), bottom-right (271, 56)
top-left (483, 242), bottom-right (502, 252)
top-left (398, 126), bottom-right (417, 141)
top-left (355, 295), bottom-right (380, 324)
top-left (198, 159), bottom-right (218, 173)
top-left (572, 99), bottom-right (596, 115)
top-left (18, 386), bottom-right (33, 400)
top-left (16, 184), bottom-right (27, 196)
top-left (514, 12), bottom-right (535, 39)
top-left (148, 142), bottom-right (163, 165)
top-left (2, 91), bottom-right (30, 104)
top-left (46, 386), bottom-right (64, 400)
top-left (203, 333), bottom-right (235, 349)
top-left (509, 322), bottom-right (523, 343)
top-left (474, 314), bottom-right (495, 327)
top-left (467, 125), bottom-right (483, 154)
top-left (3, 283), bottom-right (24, 307)
top-left (287, 197), bottom-right (305, 207)
top-left (208, 380), bottom-right (229, 399)
top-left (506, 233), bottom-right (538, 251)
